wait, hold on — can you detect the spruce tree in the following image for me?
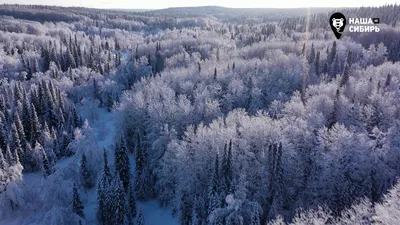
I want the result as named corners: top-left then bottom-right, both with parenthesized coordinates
top-left (308, 43), bottom-right (315, 64)
top-left (0, 113), bottom-right (6, 151)
top-left (11, 123), bottom-right (24, 168)
top-left (340, 50), bottom-right (352, 87)
top-left (128, 182), bottom-right (137, 218)
top-left (31, 103), bottom-right (41, 144)
top-left (73, 183), bottom-right (85, 218)
top-left (331, 54), bottom-right (340, 78)
top-left (22, 92), bottom-right (31, 141)
top-left (329, 41), bottom-right (337, 64)
top-left (179, 191), bottom-right (192, 225)
top-left (135, 133), bottom-right (146, 200)
top-left (315, 51), bottom-right (320, 76)
top-left (208, 153), bottom-right (220, 215)
top-left (114, 176), bottom-right (128, 225)
top-left (39, 143), bottom-right (51, 177)
top-left (102, 149), bottom-right (111, 185)
top-left (222, 140), bottom-right (233, 195)
top-left (115, 136), bottom-right (131, 190)
top-left (0, 148), bottom-right (6, 170)
top-left (5, 145), bottom-right (14, 166)
top-left (96, 180), bottom-right (107, 225)
top-left (80, 153), bottom-right (92, 189)
top-left (136, 209), bottom-right (145, 225)
top-left (13, 112), bottom-right (25, 141)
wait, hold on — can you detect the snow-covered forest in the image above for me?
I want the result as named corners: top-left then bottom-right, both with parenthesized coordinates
top-left (0, 4), bottom-right (400, 225)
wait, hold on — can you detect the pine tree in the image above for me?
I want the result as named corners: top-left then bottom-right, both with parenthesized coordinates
top-left (136, 209), bottom-right (145, 225)
top-left (214, 67), bottom-right (217, 80)
top-left (73, 183), bottom-right (85, 218)
top-left (115, 136), bottom-right (131, 190)
top-left (80, 153), bottom-right (92, 189)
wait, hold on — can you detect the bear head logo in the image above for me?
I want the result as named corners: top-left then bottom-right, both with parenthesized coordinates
top-left (332, 18), bottom-right (344, 32)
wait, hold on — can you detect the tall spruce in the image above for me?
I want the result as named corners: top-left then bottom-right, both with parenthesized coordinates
top-left (73, 183), bottom-right (85, 218)
top-left (115, 136), bottom-right (131, 190)
top-left (128, 182), bottom-right (137, 219)
top-left (31, 103), bottom-right (41, 144)
top-left (136, 209), bottom-right (145, 225)
top-left (80, 153), bottom-right (92, 189)
top-left (135, 133), bottom-right (146, 200)
top-left (114, 176), bottom-right (128, 225)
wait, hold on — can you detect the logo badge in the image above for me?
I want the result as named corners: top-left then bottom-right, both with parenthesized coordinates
top-left (330, 12), bottom-right (346, 39)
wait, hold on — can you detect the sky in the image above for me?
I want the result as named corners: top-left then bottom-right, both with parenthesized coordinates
top-left (1, 0), bottom-right (398, 9)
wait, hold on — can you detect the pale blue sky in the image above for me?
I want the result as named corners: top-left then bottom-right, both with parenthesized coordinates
top-left (1, 0), bottom-right (398, 9)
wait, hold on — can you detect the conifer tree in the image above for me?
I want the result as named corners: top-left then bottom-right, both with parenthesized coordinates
top-left (208, 153), bottom-right (220, 215)
top-left (39, 143), bottom-right (51, 177)
top-left (0, 113), bottom-right (6, 151)
top-left (135, 133), bottom-right (146, 199)
top-left (102, 149), bottom-right (111, 186)
top-left (22, 92), bottom-right (31, 141)
top-left (11, 123), bottom-right (24, 167)
top-left (329, 41), bottom-right (337, 64)
top-left (5, 145), bottom-right (14, 166)
top-left (136, 209), bottom-right (145, 225)
top-left (114, 176), bottom-right (128, 225)
top-left (128, 182), bottom-right (137, 219)
top-left (73, 183), bottom-right (85, 218)
top-left (308, 43), bottom-right (315, 64)
top-left (31, 103), bottom-right (41, 144)
top-left (179, 191), bottom-right (192, 225)
top-left (315, 51), bottom-right (320, 76)
top-left (80, 153), bottom-right (92, 189)
top-left (96, 180), bottom-right (107, 225)
top-left (340, 51), bottom-right (352, 87)
top-left (115, 136), bottom-right (131, 190)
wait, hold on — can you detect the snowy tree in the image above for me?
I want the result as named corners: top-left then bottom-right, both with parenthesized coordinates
top-left (115, 136), bottom-right (131, 190)
top-left (72, 183), bottom-right (85, 218)
top-left (136, 209), bottom-right (145, 225)
top-left (80, 153), bottom-right (93, 189)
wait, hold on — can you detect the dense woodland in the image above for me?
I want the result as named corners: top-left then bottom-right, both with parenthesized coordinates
top-left (0, 3), bottom-right (400, 225)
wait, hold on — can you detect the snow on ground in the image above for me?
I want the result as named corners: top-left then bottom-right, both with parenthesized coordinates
top-left (77, 106), bottom-right (179, 225)
top-left (139, 200), bottom-right (179, 225)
